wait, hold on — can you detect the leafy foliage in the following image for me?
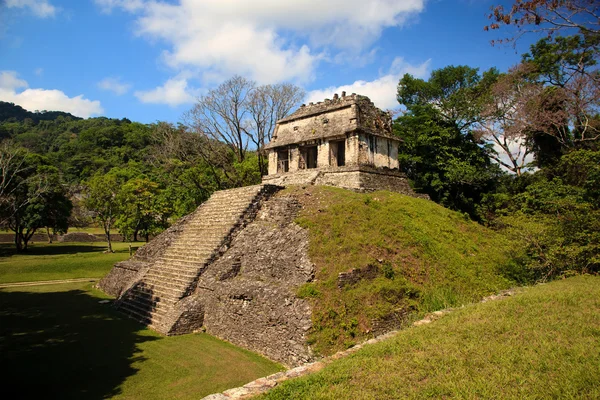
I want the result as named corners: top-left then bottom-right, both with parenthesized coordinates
top-left (396, 66), bottom-right (503, 219)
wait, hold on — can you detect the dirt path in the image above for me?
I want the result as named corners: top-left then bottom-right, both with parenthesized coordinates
top-left (0, 278), bottom-right (98, 288)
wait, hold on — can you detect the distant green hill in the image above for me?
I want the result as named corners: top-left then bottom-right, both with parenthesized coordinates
top-left (0, 101), bottom-right (81, 123)
top-left (288, 186), bottom-right (526, 355)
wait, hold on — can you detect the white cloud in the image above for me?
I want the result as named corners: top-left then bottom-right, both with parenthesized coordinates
top-left (97, 77), bottom-right (132, 95)
top-left (95, 0), bottom-right (426, 84)
top-left (306, 57), bottom-right (431, 110)
top-left (134, 77), bottom-right (195, 106)
top-left (0, 71), bottom-right (103, 118)
top-left (0, 71), bottom-right (28, 91)
top-left (95, 0), bottom-right (145, 13)
top-left (5, 0), bottom-right (57, 18)
top-left (34, 67), bottom-right (44, 76)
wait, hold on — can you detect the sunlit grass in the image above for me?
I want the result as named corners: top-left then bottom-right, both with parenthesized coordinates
top-left (260, 275), bottom-right (600, 399)
top-left (0, 242), bottom-right (143, 283)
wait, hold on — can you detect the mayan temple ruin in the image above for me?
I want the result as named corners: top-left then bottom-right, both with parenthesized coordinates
top-left (98, 93), bottom-right (423, 366)
top-left (262, 92), bottom-right (418, 195)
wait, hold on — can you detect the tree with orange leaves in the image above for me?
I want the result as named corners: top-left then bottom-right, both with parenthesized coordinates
top-left (485, 0), bottom-right (599, 44)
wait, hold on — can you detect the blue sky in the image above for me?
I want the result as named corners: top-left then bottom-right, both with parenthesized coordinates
top-left (1, 0), bottom-right (536, 123)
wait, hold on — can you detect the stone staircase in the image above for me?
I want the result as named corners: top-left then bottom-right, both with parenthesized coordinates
top-left (116, 184), bottom-right (278, 334)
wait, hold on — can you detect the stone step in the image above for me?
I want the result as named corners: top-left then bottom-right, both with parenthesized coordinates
top-left (120, 303), bottom-right (164, 327)
top-left (115, 184), bottom-right (271, 333)
top-left (163, 245), bottom-right (220, 255)
top-left (164, 243), bottom-right (223, 252)
top-left (130, 284), bottom-right (182, 302)
top-left (143, 276), bottom-right (194, 293)
top-left (145, 271), bottom-right (197, 286)
top-left (152, 261), bottom-right (206, 273)
top-left (125, 288), bottom-right (178, 306)
top-left (148, 265), bottom-right (200, 278)
top-left (120, 296), bottom-right (170, 317)
top-left (158, 253), bottom-right (213, 264)
top-left (164, 239), bottom-right (221, 247)
top-left (156, 258), bottom-right (212, 269)
top-left (180, 225), bottom-right (236, 233)
top-left (194, 207), bottom-right (249, 216)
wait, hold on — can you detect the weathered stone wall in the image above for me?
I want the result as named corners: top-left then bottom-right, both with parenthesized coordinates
top-left (188, 195), bottom-right (315, 366)
top-left (272, 104), bottom-right (357, 148)
top-left (264, 166), bottom-right (428, 199)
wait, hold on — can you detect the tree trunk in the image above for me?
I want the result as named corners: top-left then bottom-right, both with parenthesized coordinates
top-left (133, 229), bottom-right (138, 242)
top-left (104, 221), bottom-right (114, 253)
top-left (46, 227), bottom-right (53, 244)
top-left (22, 228), bottom-right (37, 251)
top-left (14, 231), bottom-right (23, 252)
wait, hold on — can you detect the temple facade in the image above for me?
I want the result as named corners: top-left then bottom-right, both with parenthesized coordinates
top-left (262, 92), bottom-right (419, 196)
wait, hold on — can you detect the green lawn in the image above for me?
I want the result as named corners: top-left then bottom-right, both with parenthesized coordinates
top-left (259, 275), bottom-right (600, 399)
top-left (0, 242), bottom-right (142, 283)
top-left (0, 281), bottom-right (283, 399)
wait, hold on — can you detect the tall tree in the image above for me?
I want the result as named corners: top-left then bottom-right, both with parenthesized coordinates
top-left (396, 66), bottom-right (503, 219)
top-left (474, 64), bottom-right (539, 175)
top-left (185, 76), bottom-right (304, 177)
top-left (247, 83), bottom-right (305, 175)
top-left (9, 166), bottom-right (72, 250)
top-left (84, 172), bottom-right (121, 253)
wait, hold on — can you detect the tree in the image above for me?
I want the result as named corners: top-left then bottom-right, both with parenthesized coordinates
top-left (397, 65), bottom-right (499, 134)
top-left (395, 109), bottom-right (501, 219)
top-left (396, 66), bottom-right (503, 219)
top-left (486, 0), bottom-right (600, 44)
top-left (0, 150), bottom-right (71, 251)
top-left (84, 172), bottom-right (121, 253)
top-left (522, 36), bottom-right (600, 150)
top-left (0, 140), bottom-right (29, 213)
top-left (115, 177), bottom-right (171, 242)
top-left (185, 76), bottom-right (304, 178)
top-left (9, 166), bottom-right (72, 250)
top-left (247, 83), bottom-right (305, 175)
top-left (474, 65), bottom-right (539, 175)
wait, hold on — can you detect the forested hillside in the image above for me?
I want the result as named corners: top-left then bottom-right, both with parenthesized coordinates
top-left (0, 101), bottom-right (262, 251)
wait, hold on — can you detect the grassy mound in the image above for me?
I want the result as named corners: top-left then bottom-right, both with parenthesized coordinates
top-left (261, 275), bottom-right (600, 399)
top-left (287, 186), bottom-right (524, 355)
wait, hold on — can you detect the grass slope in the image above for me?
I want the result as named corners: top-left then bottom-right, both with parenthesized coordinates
top-left (0, 242), bottom-right (140, 283)
top-left (261, 275), bottom-right (600, 399)
top-left (0, 282), bottom-right (282, 399)
top-left (288, 186), bottom-right (524, 354)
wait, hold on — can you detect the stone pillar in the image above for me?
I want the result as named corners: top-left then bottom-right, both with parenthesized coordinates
top-left (317, 140), bottom-right (329, 168)
top-left (289, 146), bottom-right (300, 172)
top-left (346, 134), bottom-right (359, 166)
top-left (268, 150), bottom-right (278, 175)
top-left (389, 139), bottom-right (399, 169)
top-left (357, 133), bottom-right (370, 165)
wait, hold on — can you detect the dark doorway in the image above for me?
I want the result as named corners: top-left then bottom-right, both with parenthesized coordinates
top-left (306, 146), bottom-right (318, 169)
top-left (277, 149), bottom-right (289, 173)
